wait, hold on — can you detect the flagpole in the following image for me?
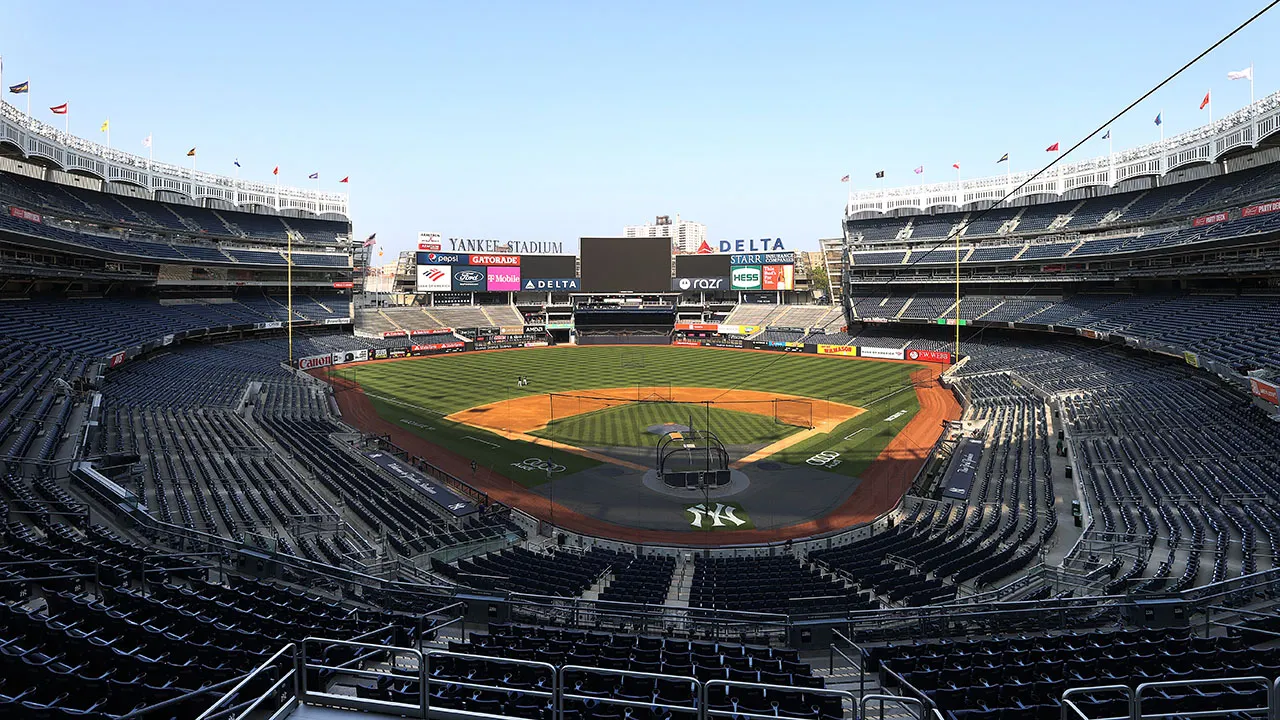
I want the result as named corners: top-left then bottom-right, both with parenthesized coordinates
top-left (1160, 110), bottom-right (1164, 141)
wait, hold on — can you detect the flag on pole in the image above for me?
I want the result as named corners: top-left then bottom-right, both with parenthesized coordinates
top-left (8, 81), bottom-right (28, 94)
top-left (234, 159), bottom-right (241, 168)
top-left (308, 172), bottom-right (318, 179)
top-left (1154, 113), bottom-right (1162, 126)
top-left (362, 233), bottom-right (377, 247)
top-left (1199, 90), bottom-right (1211, 110)
top-left (952, 163), bottom-right (960, 169)
top-left (913, 166), bottom-right (923, 174)
top-left (186, 147), bottom-right (196, 157)
top-left (874, 170), bottom-right (885, 178)
top-left (996, 153), bottom-right (1009, 163)
top-left (272, 166), bottom-right (279, 176)
top-left (100, 120), bottom-right (108, 132)
top-left (142, 134), bottom-right (151, 148)
top-left (340, 176), bottom-right (349, 183)
top-left (50, 103), bottom-right (68, 115)
top-left (1102, 130), bottom-right (1111, 140)
top-left (1228, 67), bottom-right (1253, 81)
top-left (839, 174), bottom-right (849, 182)
top-left (1045, 142), bottom-right (1059, 152)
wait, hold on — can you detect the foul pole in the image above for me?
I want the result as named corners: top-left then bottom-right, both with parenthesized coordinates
top-left (287, 230), bottom-right (294, 365)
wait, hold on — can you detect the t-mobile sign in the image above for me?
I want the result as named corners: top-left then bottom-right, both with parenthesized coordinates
top-left (486, 266), bottom-right (522, 291)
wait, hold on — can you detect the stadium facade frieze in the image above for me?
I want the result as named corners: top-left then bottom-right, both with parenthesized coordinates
top-left (0, 103), bottom-right (348, 219)
top-left (846, 90), bottom-right (1280, 215)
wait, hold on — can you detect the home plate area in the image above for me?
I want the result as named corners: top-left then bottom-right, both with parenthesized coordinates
top-left (527, 455), bottom-right (862, 532)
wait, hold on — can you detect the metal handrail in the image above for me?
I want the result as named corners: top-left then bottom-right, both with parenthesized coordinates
top-left (703, 679), bottom-right (856, 720)
top-left (1061, 684), bottom-right (1133, 720)
top-left (1135, 676), bottom-right (1271, 720)
top-left (559, 664), bottom-right (698, 717)
top-left (861, 692), bottom-right (925, 720)
top-left (194, 642), bottom-right (297, 720)
top-left (301, 637), bottom-right (425, 717)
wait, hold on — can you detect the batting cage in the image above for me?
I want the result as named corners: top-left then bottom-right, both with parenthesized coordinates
top-left (656, 427), bottom-right (731, 489)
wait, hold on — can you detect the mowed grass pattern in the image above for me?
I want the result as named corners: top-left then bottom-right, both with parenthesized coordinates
top-left (341, 346), bottom-right (918, 413)
top-left (338, 346), bottom-right (923, 486)
top-left (531, 402), bottom-right (799, 448)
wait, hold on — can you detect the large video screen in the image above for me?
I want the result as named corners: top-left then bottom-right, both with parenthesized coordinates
top-left (522, 255), bottom-right (577, 279)
top-left (580, 237), bottom-right (670, 292)
top-left (676, 254), bottom-right (730, 278)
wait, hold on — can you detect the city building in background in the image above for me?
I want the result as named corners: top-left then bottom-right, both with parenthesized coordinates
top-left (623, 214), bottom-right (707, 254)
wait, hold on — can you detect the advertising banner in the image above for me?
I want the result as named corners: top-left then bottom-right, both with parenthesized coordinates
top-left (373, 348), bottom-right (389, 360)
top-left (731, 266), bottom-right (763, 290)
top-left (762, 264), bottom-right (794, 291)
top-left (701, 337), bottom-right (744, 349)
top-left (108, 350), bottom-right (127, 368)
top-left (364, 451), bottom-right (478, 517)
top-left (717, 324), bottom-right (759, 336)
top-left (382, 330), bottom-right (407, 338)
top-left (1183, 351), bottom-right (1200, 368)
top-left (817, 344), bottom-right (857, 356)
top-left (470, 254), bottom-right (520, 266)
top-left (417, 264), bottom-right (451, 292)
top-left (546, 321), bottom-right (574, 330)
top-left (332, 281), bottom-right (354, 289)
top-left (323, 317), bottom-right (351, 325)
top-left (450, 266), bottom-right (488, 292)
top-left (486, 266), bottom-right (522, 291)
top-left (417, 231), bottom-right (443, 251)
top-left (941, 438), bottom-right (984, 500)
top-left (673, 339), bottom-right (701, 347)
top-left (1251, 377), bottom-right (1279, 405)
top-left (417, 251), bottom-right (464, 265)
top-left (730, 251), bottom-right (793, 265)
top-left (905, 348), bottom-right (952, 363)
top-left (410, 341), bottom-right (466, 353)
top-left (1192, 211), bottom-right (1229, 227)
top-left (521, 278), bottom-right (580, 291)
top-left (722, 240), bottom-right (787, 255)
top-left (675, 322), bottom-right (721, 332)
top-left (332, 349), bottom-right (370, 365)
top-left (298, 354), bottom-right (333, 370)
top-left (1242, 200), bottom-right (1280, 218)
top-left (859, 346), bottom-right (905, 360)
top-left (389, 349), bottom-right (408, 358)
top-left (672, 277), bottom-right (730, 291)
top-left (8, 206), bottom-right (43, 223)
top-left (523, 324), bottom-right (546, 334)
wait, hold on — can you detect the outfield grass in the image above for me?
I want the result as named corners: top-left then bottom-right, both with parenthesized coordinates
top-left (338, 346), bottom-right (923, 485)
top-left (531, 401), bottom-right (800, 448)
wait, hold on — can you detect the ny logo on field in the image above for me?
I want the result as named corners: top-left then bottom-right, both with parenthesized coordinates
top-left (686, 503), bottom-right (747, 529)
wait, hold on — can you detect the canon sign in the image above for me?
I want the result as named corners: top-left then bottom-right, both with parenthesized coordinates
top-left (673, 277), bottom-right (728, 291)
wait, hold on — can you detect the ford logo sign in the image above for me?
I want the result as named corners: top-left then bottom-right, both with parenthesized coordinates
top-left (455, 270), bottom-right (484, 282)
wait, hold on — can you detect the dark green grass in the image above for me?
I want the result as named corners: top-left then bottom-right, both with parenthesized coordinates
top-left (531, 402), bottom-right (799, 448)
top-left (338, 346), bottom-right (924, 481)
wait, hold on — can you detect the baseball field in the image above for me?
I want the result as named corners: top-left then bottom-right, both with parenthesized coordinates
top-left (327, 345), bottom-right (926, 487)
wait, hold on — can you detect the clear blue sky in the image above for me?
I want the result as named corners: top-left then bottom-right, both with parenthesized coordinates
top-left (3, 0), bottom-right (1278, 260)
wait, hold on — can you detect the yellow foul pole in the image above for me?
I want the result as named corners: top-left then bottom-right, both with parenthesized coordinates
top-left (287, 229), bottom-right (294, 366)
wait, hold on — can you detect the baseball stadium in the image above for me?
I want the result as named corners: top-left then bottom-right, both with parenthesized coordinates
top-left (3, 6), bottom-right (1280, 720)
